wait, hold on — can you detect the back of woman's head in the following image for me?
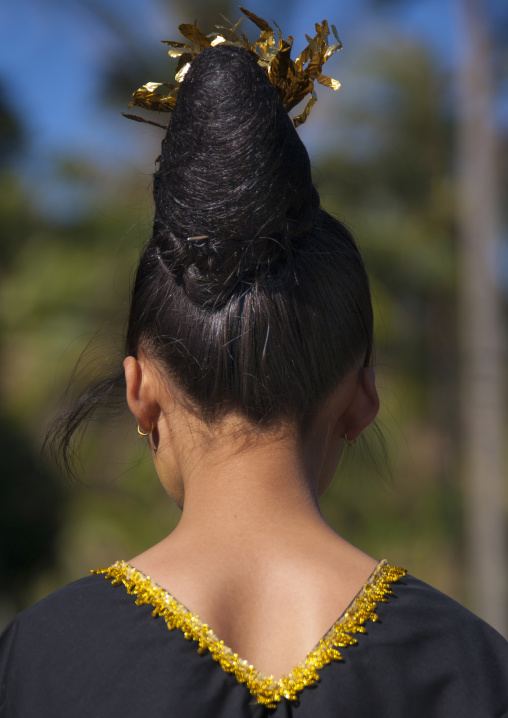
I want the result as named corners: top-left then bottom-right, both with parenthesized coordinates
top-left (51, 43), bottom-right (373, 469)
top-left (127, 45), bottom-right (373, 429)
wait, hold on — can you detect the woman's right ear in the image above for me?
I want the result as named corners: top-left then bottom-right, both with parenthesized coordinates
top-left (341, 367), bottom-right (379, 444)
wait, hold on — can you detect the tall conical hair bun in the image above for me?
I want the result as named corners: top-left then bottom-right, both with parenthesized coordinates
top-left (152, 45), bottom-right (319, 307)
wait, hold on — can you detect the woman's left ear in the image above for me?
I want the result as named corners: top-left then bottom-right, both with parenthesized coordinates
top-left (123, 356), bottom-right (160, 434)
top-left (344, 367), bottom-right (379, 442)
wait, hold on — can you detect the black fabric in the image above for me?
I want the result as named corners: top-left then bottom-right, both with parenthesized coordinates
top-left (1, 572), bottom-right (508, 717)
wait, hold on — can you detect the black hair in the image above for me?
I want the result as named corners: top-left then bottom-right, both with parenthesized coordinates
top-left (50, 45), bottom-right (373, 470)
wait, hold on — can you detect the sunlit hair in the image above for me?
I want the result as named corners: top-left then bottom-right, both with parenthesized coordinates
top-left (49, 46), bottom-right (373, 471)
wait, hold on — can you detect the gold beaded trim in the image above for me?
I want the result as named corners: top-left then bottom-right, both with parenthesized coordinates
top-left (93, 559), bottom-right (405, 707)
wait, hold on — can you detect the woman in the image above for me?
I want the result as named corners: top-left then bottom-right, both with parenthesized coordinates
top-left (1, 15), bottom-right (507, 717)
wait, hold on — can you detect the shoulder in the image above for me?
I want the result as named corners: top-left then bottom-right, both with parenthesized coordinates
top-left (0, 569), bottom-right (173, 677)
top-left (0, 570), bottom-right (193, 717)
top-left (389, 572), bottom-right (508, 647)
top-left (1, 573), bottom-right (126, 645)
top-left (360, 571), bottom-right (508, 715)
top-left (1, 568), bottom-right (166, 653)
top-left (1, 575), bottom-right (116, 669)
top-left (6, 572), bottom-right (113, 623)
top-left (376, 571), bottom-right (508, 661)
top-left (305, 569), bottom-right (508, 717)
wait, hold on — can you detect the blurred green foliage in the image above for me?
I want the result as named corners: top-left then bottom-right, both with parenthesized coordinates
top-left (317, 40), bottom-right (465, 598)
top-left (0, 23), bottom-right (506, 629)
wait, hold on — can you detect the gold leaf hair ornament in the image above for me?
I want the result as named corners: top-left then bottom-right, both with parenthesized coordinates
top-left (123, 6), bottom-right (342, 130)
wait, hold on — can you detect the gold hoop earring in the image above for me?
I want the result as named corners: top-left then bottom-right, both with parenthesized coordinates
top-left (137, 423), bottom-right (153, 437)
top-left (344, 433), bottom-right (356, 447)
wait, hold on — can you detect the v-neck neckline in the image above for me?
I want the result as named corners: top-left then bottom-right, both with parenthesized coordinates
top-left (93, 559), bottom-right (405, 707)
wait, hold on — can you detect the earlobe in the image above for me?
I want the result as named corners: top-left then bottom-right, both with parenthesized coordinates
top-left (123, 356), bottom-right (142, 417)
top-left (362, 367), bottom-right (380, 425)
top-left (344, 367), bottom-right (379, 443)
top-left (123, 356), bottom-right (159, 432)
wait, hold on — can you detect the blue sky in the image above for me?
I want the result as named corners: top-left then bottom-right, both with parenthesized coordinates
top-left (0, 0), bottom-right (455, 162)
top-left (0, 0), bottom-right (504, 219)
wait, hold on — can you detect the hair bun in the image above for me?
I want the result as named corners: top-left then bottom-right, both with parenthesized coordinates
top-left (152, 45), bottom-right (319, 306)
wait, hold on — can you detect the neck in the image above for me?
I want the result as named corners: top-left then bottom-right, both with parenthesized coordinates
top-left (130, 409), bottom-right (378, 639)
top-left (177, 436), bottom-right (325, 541)
top-left (151, 410), bottom-right (335, 556)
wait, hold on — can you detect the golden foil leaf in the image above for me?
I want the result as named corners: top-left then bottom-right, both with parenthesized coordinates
top-left (144, 82), bottom-right (164, 93)
top-left (175, 52), bottom-right (194, 74)
top-left (162, 40), bottom-right (189, 47)
top-left (175, 63), bottom-right (191, 82)
top-left (166, 47), bottom-right (188, 58)
top-left (293, 93), bottom-right (317, 128)
top-left (316, 73), bottom-right (341, 90)
top-left (294, 43), bottom-right (314, 71)
top-left (325, 43), bottom-right (342, 60)
top-left (178, 22), bottom-right (212, 49)
top-left (125, 7), bottom-right (342, 128)
top-left (238, 6), bottom-right (273, 34)
top-left (127, 83), bottom-right (178, 112)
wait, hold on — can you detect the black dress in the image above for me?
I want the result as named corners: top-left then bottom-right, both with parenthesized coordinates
top-left (1, 559), bottom-right (507, 717)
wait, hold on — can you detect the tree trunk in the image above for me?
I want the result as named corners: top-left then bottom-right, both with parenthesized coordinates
top-left (456, 0), bottom-right (507, 635)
